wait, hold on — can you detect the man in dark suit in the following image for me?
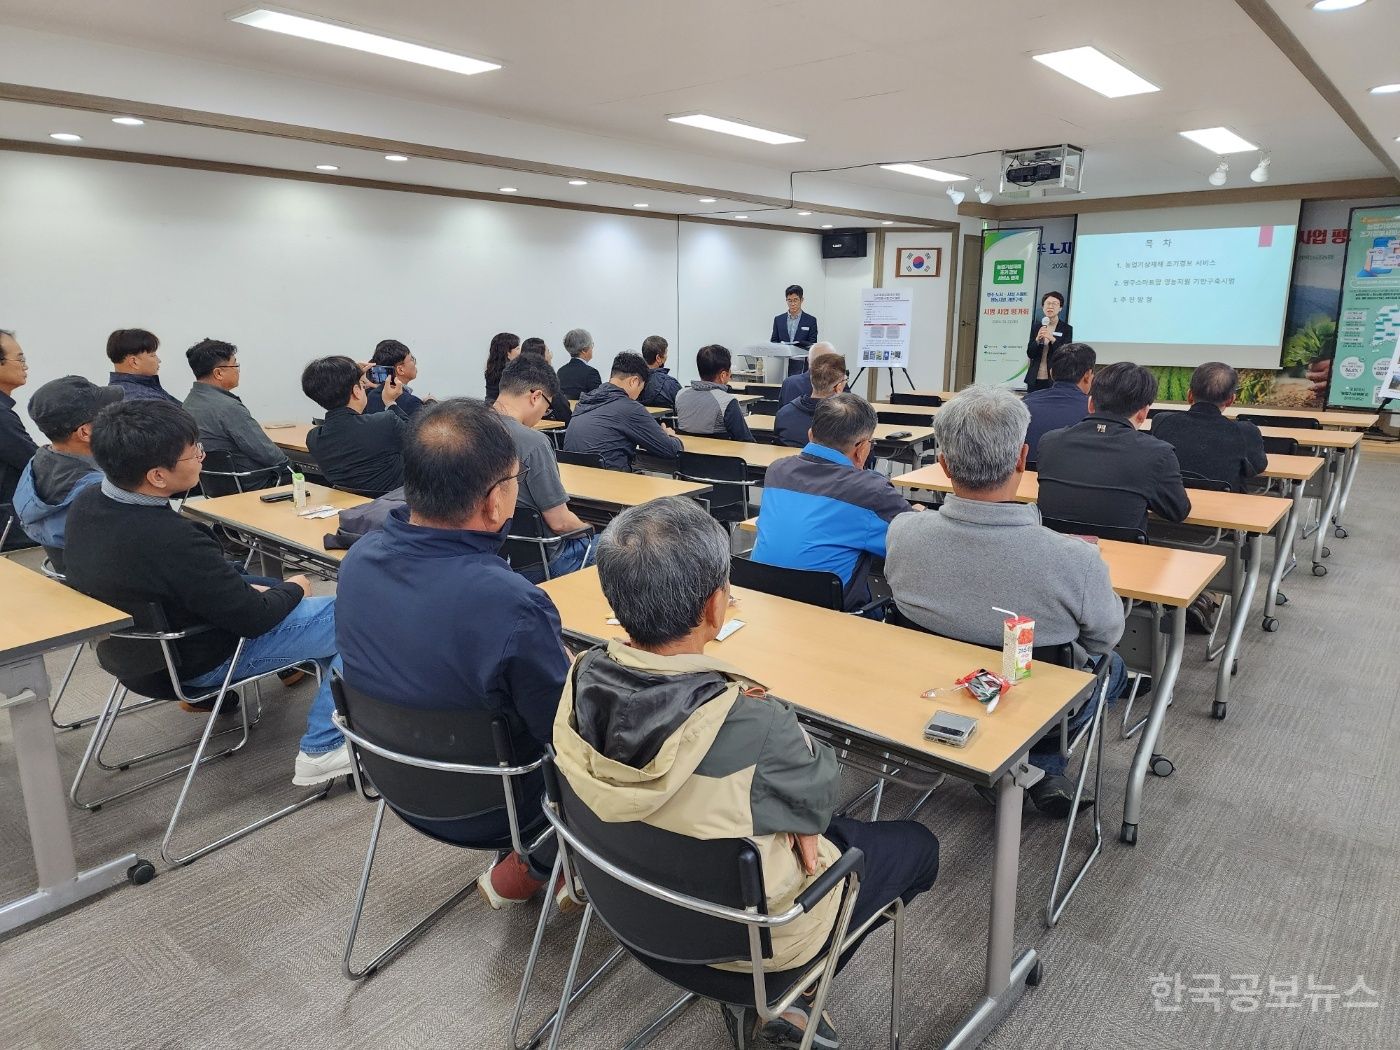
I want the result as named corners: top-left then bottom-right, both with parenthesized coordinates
top-left (1151, 362), bottom-right (1268, 493)
top-left (770, 284), bottom-right (818, 349)
top-left (1037, 361), bottom-right (1191, 534)
top-left (1023, 342), bottom-right (1095, 462)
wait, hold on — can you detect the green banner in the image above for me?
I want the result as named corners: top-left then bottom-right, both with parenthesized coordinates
top-left (974, 228), bottom-right (1041, 386)
top-left (1328, 205), bottom-right (1400, 407)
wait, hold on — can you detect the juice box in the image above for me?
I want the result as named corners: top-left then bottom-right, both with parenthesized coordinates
top-left (291, 471), bottom-right (307, 510)
top-left (1001, 614), bottom-right (1035, 682)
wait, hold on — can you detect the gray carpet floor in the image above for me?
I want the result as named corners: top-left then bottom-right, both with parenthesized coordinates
top-left (1, 452), bottom-right (1396, 1050)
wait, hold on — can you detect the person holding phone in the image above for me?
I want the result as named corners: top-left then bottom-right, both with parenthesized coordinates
top-left (301, 356), bottom-right (407, 497)
top-left (1026, 291), bottom-right (1072, 394)
top-left (365, 339), bottom-right (431, 416)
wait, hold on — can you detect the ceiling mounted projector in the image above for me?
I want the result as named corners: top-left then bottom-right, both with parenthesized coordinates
top-left (998, 144), bottom-right (1085, 199)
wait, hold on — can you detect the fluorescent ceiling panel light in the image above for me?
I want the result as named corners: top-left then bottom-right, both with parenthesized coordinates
top-left (1032, 46), bottom-right (1158, 98)
top-left (230, 9), bottom-right (500, 75)
top-left (667, 113), bottom-right (803, 145)
top-left (880, 162), bottom-right (965, 182)
top-left (1370, 84), bottom-right (1400, 94)
top-left (1179, 126), bottom-right (1258, 154)
top-left (49, 132), bottom-right (82, 142)
top-left (384, 154), bottom-right (408, 162)
top-left (568, 179), bottom-right (588, 186)
top-left (112, 117), bottom-right (145, 126)
top-left (1311, 0), bottom-right (1367, 11)
top-left (315, 164), bottom-right (339, 171)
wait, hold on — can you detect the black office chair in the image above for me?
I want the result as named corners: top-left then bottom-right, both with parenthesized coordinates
top-left (500, 506), bottom-right (594, 582)
top-left (1261, 435), bottom-right (1300, 456)
top-left (730, 555), bottom-right (843, 611)
top-left (554, 449), bottom-right (606, 470)
top-left (69, 601), bottom-right (330, 866)
top-left (0, 502), bottom-right (13, 550)
top-left (198, 449), bottom-right (286, 497)
top-left (1181, 472), bottom-right (1234, 493)
top-left (876, 410), bottom-right (933, 427)
top-left (889, 392), bottom-right (943, 407)
top-left (1040, 517), bottom-right (1149, 544)
top-left (748, 400), bottom-right (780, 417)
top-left (1236, 413), bottom-right (1321, 430)
top-left (540, 757), bottom-right (904, 1050)
top-left (675, 451), bottom-right (756, 527)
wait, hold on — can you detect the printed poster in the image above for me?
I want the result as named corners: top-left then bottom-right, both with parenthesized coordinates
top-left (974, 228), bottom-right (1042, 386)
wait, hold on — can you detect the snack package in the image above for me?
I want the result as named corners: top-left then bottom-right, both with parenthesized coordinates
top-left (955, 667), bottom-right (1012, 713)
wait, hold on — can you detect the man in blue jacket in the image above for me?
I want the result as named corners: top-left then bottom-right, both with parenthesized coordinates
top-left (1023, 342), bottom-right (1095, 462)
top-left (106, 328), bottom-right (182, 403)
top-left (13, 375), bottom-right (121, 572)
top-left (337, 398), bottom-right (573, 909)
top-left (563, 352), bottom-right (683, 471)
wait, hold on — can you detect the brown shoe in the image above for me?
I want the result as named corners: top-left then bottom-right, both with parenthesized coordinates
top-left (179, 692), bottom-right (242, 715)
top-left (277, 668), bottom-right (308, 688)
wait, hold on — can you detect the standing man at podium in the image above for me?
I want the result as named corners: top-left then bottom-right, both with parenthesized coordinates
top-left (770, 284), bottom-right (818, 349)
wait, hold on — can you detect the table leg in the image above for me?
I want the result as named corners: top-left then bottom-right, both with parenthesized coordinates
top-left (1213, 533), bottom-right (1261, 720)
top-left (0, 655), bottom-right (143, 936)
top-left (1122, 605), bottom-right (1185, 845)
top-left (1311, 452), bottom-right (1345, 575)
top-left (1262, 480), bottom-right (1303, 630)
top-left (939, 762), bottom-right (1041, 1050)
top-left (1331, 443), bottom-right (1361, 537)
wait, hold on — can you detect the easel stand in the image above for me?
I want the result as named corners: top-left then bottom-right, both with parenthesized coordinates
top-left (852, 367), bottom-right (916, 401)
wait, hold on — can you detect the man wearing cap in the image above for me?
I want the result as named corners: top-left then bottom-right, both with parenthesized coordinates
top-left (13, 375), bottom-right (122, 572)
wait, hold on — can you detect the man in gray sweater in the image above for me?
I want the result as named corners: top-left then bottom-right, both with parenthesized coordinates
top-left (884, 385), bottom-right (1126, 818)
top-left (183, 338), bottom-right (291, 489)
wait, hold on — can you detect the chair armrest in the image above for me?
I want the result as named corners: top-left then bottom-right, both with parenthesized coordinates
top-left (794, 847), bottom-right (865, 913)
top-left (850, 595), bottom-right (893, 618)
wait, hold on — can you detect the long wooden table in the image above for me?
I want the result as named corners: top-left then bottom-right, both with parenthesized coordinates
top-left (541, 565), bottom-right (1092, 1048)
top-left (745, 415), bottom-right (937, 446)
top-left (669, 435), bottom-right (799, 471)
top-left (555, 464), bottom-right (711, 512)
top-left (263, 417), bottom-right (565, 457)
top-left (0, 559), bottom-right (142, 934)
top-left (1150, 402), bottom-right (1378, 429)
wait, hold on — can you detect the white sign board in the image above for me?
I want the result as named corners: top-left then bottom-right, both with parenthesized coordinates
top-left (857, 288), bottom-right (913, 368)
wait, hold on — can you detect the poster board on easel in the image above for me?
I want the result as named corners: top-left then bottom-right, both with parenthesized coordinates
top-left (854, 288), bottom-right (914, 392)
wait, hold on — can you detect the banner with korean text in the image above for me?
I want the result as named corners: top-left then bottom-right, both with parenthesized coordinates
top-left (973, 228), bottom-right (1042, 386)
top-left (1327, 205), bottom-right (1400, 407)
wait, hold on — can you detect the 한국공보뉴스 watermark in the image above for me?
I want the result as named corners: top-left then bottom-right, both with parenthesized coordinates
top-left (1149, 974), bottom-right (1381, 1013)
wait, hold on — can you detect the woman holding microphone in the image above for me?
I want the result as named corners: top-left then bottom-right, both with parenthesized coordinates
top-left (1026, 291), bottom-right (1072, 393)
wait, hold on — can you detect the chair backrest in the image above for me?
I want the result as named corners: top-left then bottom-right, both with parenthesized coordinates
top-left (555, 449), bottom-right (606, 470)
top-left (0, 503), bottom-right (13, 549)
top-left (1181, 471), bottom-right (1233, 492)
top-left (544, 758), bottom-right (768, 966)
top-left (198, 449), bottom-right (247, 497)
top-left (748, 400), bottom-right (779, 417)
top-left (676, 451), bottom-right (748, 515)
top-left (890, 392), bottom-right (943, 407)
top-left (93, 601), bottom-right (188, 700)
top-left (500, 505), bottom-right (552, 573)
top-left (1261, 435), bottom-right (1299, 456)
top-left (332, 675), bottom-right (530, 827)
top-left (730, 555), bottom-right (844, 611)
top-left (1041, 515), bottom-right (1148, 544)
top-left (887, 607), bottom-right (1075, 668)
top-left (1036, 476), bottom-right (1146, 533)
top-left (877, 410), bottom-right (927, 427)
top-left (1236, 412), bottom-right (1321, 430)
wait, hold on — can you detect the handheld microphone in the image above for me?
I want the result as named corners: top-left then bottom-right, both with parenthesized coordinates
top-left (1040, 315), bottom-right (1051, 343)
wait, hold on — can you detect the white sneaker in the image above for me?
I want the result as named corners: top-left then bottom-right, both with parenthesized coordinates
top-left (293, 743), bottom-right (352, 786)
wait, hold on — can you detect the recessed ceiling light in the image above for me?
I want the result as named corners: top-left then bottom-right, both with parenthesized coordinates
top-left (49, 133), bottom-right (82, 142)
top-left (1371, 84), bottom-right (1400, 95)
top-left (499, 186), bottom-right (518, 193)
top-left (733, 215), bottom-right (749, 220)
top-left (633, 203), bottom-right (649, 208)
top-left (1310, 0), bottom-right (1367, 11)
top-left (1179, 127), bottom-right (1258, 154)
top-left (820, 224), bottom-right (834, 229)
top-left (111, 117), bottom-right (145, 126)
top-left (667, 113), bottom-right (804, 145)
top-left (384, 154), bottom-right (408, 162)
top-left (797, 211), bottom-right (813, 217)
top-left (880, 162), bottom-right (966, 182)
top-left (230, 9), bottom-right (500, 75)
top-left (315, 164), bottom-right (340, 172)
top-left (1032, 46), bottom-right (1159, 98)
top-left (568, 179), bottom-right (588, 186)
top-left (882, 220), bottom-right (894, 225)
top-left (698, 197), bottom-right (717, 203)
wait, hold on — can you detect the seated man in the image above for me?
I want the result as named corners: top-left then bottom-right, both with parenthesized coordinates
top-left (364, 339), bottom-right (431, 416)
top-left (1150, 362), bottom-right (1268, 493)
top-left (492, 355), bottom-right (595, 580)
top-left (675, 344), bottom-right (754, 441)
top-left (777, 341), bottom-right (839, 408)
top-left (885, 386), bottom-right (1127, 818)
top-left (563, 352), bottom-right (683, 471)
top-left (774, 352), bottom-right (846, 447)
top-left (521, 338), bottom-right (571, 424)
top-left (182, 338), bottom-right (291, 489)
top-left (753, 393), bottom-right (917, 612)
top-left (1037, 361), bottom-right (1191, 533)
top-left (302, 355), bottom-right (408, 497)
top-left (106, 328), bottom-right (182, 403)
top-left (337, 398), bottom-right (571, 908)
top-left (639, 334), bottom-right (680, 409)
top-left (554, 496), bottom-right (938, 1049)
top-left (64, 400), bottom-right (348, 784)
top-left (13, 376), bottom-right (121, 572)
top-left (1023, 342), bottom-right (1095, 462)
top-left (556, 328), bottom-right (602, 400)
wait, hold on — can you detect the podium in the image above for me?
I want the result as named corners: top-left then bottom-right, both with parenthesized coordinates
top-left (741, 343), bottom-right (808, 384)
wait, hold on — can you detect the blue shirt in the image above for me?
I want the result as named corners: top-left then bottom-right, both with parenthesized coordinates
top-left (752, 442), bottom-right (911, 609)
top-left (336, 506), bottom-right (570, 757)
top-left (1023, 381), bottom-right (1090, 461)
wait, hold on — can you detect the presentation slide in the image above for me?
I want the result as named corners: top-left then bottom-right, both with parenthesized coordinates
top-left (1070, 201), bottom-right (1301, 369)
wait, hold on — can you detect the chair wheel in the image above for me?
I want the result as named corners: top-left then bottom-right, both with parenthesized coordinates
top-left (1151, 755), bottom-right (1174, 778)
top-left (1211, 700), bottom-right (1227, 720)
top-left (1275, 592), bottom-right (1288, 606)
top-left (1262, 617), bottom-right (1279, 633)
top-left (1312, 564), bottom-right (1328, 577)
top-left (1334, 526), bottom-right (1347, 539)
top-left (1322, 545), bottom-right (1331, 559)
top-left (1027, 960), bottom-right (1044, 987)
top-left (1120, 823), bottom-right (1138, 845)
top-left (127, 859), bottom-right (157, 885)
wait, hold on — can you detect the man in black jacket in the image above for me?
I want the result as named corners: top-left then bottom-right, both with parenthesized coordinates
top-left (563, 352), bottom-right (684, 471)
top-left (1150, 362), bottom-right (1268, 493)
top-left (556, 328), bottom-right (602, 400)
top-left (302, 356), bottom-right (408, 496)
top-left (1037, 361), bottom-right (1191, 533)
top-left (0, 329), bottom-right (37, 549)
top-left (774, 352), bottom-right (846, 447)
top-left (64, 400), bottom-right (349, 784)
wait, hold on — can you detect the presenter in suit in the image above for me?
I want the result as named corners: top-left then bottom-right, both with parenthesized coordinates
top-left (770, 284), bottom-right (819, 350)
top-left (1026, 290), bottom-right (1072, 393)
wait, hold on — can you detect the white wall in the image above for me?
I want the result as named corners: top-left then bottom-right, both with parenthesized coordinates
top-left (0, 151), bottom-right (833, 424)
top-left (821, 254), bottom-right (876, 366)
top-left (875, 231), bottom-right (955, 398)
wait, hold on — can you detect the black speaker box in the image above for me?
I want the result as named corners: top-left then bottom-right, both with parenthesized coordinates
top-left (821, 229), bottom-right (868, 259)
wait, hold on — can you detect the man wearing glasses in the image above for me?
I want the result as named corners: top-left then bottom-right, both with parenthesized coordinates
top-left (183, 338), bottom-right (292, 490)
top-left (336, 398), bottom-right (573, 909)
